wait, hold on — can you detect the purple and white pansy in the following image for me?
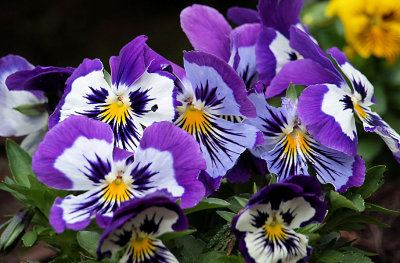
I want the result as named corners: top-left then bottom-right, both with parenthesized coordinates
top-left (49, 35), bottom-right (177, 152)
top-left (32, 116), bottom-right (205, 232)
top-left (97, 193), bottom-right (187, 263)
top-left (231, 175), bottom-right (327, 263)
top-left (297, 47), bottom-right (400, 162)
top-left (245, 93), bottom-right (365, 192)
top-left (180, 4), bottom-right (260, 90)
top-left (0, 55), bottom-right (52, 154)
top-left (174, 51), bottom-right (264, 179)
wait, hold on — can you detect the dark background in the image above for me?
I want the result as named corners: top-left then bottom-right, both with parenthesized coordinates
top-left (1, 0), bottom-right (399, 262)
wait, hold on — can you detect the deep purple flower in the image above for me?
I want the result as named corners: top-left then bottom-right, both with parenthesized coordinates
top-left (97, 193), bottom-right (187, 263)
top-left (231, 175), bottom-right (327, 263)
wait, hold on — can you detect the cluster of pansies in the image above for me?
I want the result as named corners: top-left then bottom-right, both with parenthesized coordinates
top-left (1, 0), bottom-right (399, 262)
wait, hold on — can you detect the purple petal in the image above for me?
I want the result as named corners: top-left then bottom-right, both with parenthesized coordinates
top-left (33, 115), bottom-right (114, 190)
top-left (255, 27), bottom-right (278, 87)
top-left (227, 6), bottom-right (259, 25)
top-left (226, 150), bottom-right (268, 184)
top-left (266, 59), bottom-right (344, 98)
top-left (184, 51), bottom-right (256, 117)
top-left (112, 147), bottom-right (134, 162)
top-left (49, 197), bottom-right (92, 233)
top-left (289, 26), bottom-right (341, 79)
top-left (298, 84), bottom-right (358, 156)
top-left (198, 171), bottom-right (222, 197)
top-left (336, 155), bottom-right (366, 192)
top-left (180, 4), bottom-right (232, 62)
top-left (139, 121), bottom-right (206, 208)
top-left (6, 66), bottom-right (74, 112)
top-left (258, 0), bottom-right (303, 37)
top-left (230, 23), bottom-right (260, 90)
top-left (110, 35), bottom-right (147, 87)
top-left (360, 109), bottom-right (400, 163)
top-left (0, 55), bottom-right (34, 86)
top-left (6, 66), bottom-right (73, 93)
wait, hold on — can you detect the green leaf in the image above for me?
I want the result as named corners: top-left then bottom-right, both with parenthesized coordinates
top-left (253, 182), bottom-right (258, 195)
top-left (345, 214), bottom-right (390, 227)
top-left (104, 69), bottom-right (111, 86)
top-left (227, 196), bottom-right (248, 213)
top-left (232, 196), bottom-right (248, 209)
top-left (159, 229), bottom-right (196, 242)
top-left (22, 231), bottom-right (37, 247)
top-left (356, 165), bottom-right (385, 199)
top-left (318, 232), bottom-right (340, 248)
top-left (198, 251), bottom-right (226, 263)
top-left (342, 251), bottom-right (373, 263)
top-left (296, 223), bottom-right (324, 234)
top-left (6, 139), bottom-right (33, 187)
top-left (316, 249), bottom-right (344, 263)
top-left (184, 198), bottom-right (230, 215)
top-left (76, 231), bottom-right (101, 257)
top-left (175, 235), bottom-right (206, 258)
top-left (365, 203), bottom-right (399, 214)
top-left (340, 246), bottom-right (378, 256)
top-left (216, 211), bottom-right (236, 222)
top-left (0, 207), bottom-right (34, 251)
top-left (344, 193), bottom-right (365, 212)
top-left (285, 82), bottom-right (297, 102)
top-left (13, 103), bottom-right (46, 115)
top-left (267, 174), bottom-right (278, 185)
top-left (211, 256), bottom-right (245, 263)
top-left (329, 191), bottom-right (364, 212)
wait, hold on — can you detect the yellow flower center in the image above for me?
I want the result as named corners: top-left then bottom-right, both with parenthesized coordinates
top-left (180, 104), bottom-right (210, 135)
top-left (101, 96), bottom-right (131, 124)
top-left (353, 103), bottom-right (368, 120)
top-left (264, 216), bottom-right (287, 241)
top-left (284, 130), bottom-right (310, 156)
top-left (351, 96), bottom-right (368, 120)
top-left (103, 174), bottom-right (131, 203)
top-left (130, 233), bottom-right (156, 261)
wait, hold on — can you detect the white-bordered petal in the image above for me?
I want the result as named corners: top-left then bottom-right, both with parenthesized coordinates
top-left (54, 136), bottom-right (114, 190)
top-left (0, 86), bottom-right (48, 137)
top-left (129, 148), bottom-right (185, 197)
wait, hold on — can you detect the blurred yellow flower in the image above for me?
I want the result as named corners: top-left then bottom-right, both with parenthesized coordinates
top-left (327, 0), bottom-right (400, 63)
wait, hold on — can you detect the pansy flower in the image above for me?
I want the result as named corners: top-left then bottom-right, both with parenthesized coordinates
top-left (49, 35), bottom-right (177, 152)
top-left (296, 47), bottom-right (400, 162)
top-left (244, 93), bottom-right (365, 192)
top-left (97, 193), bottom-right (187, 263)
top-left (180, 4), bottom-right (260, 90)
top-left (0, 55), bottom-right (51, 153)
top-left (32, 116), bottom-right (205, 232)
top-left (231, 175), bottom-right (327, 263)
top-left (173, 51), bottom-right (263, 179)
top-left (326, 0), bottom-right (400, 62)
